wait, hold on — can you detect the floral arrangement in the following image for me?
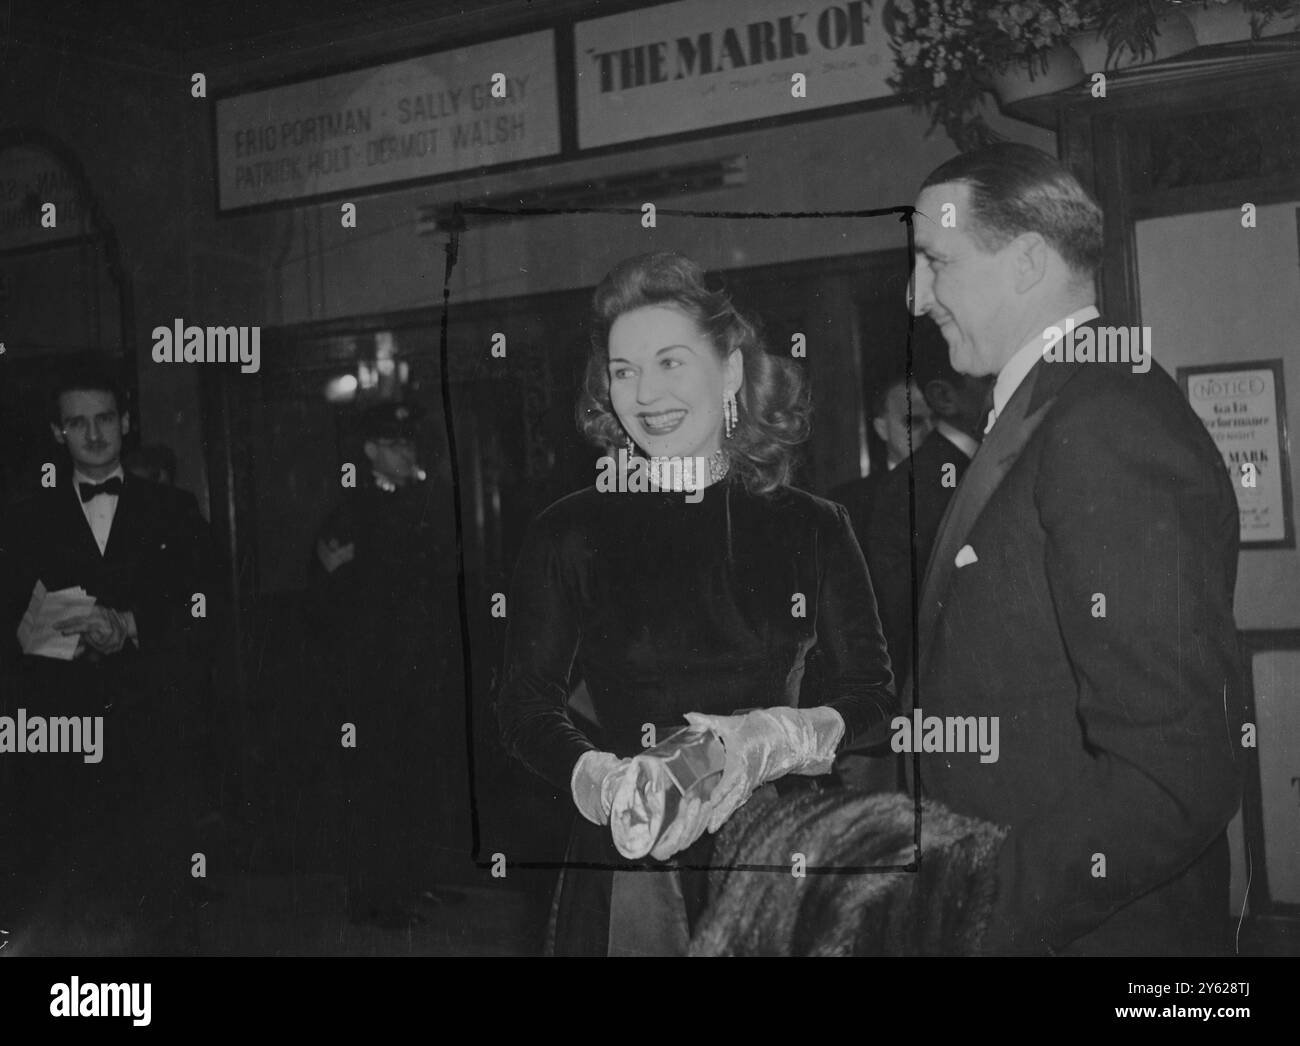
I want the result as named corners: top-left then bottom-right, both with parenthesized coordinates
top-left (1075, 1), bottom-right (1298, 65)
top-left (885, 0), bottom-right (1299, 150)
top-left (1083, 0), bottom-right (1174, 66)
top-left (1235, 0), bottom-right (1300, 33)
top-left (884, 0), bottom-right (1089, 150)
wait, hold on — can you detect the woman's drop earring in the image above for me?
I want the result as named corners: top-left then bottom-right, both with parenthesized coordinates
top-left (624, 433), bottom-right (635, 454)
top-left (723, 391), bottom-right (738, 440)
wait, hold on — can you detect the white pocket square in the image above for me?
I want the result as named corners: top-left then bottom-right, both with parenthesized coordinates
top-left (954, 544), bottom-right (978, 568)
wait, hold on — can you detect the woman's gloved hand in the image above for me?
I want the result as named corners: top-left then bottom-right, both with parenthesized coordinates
top-left (570, 750), bottom-right (634, 826)
top-left (648, 795), bottom-right (711, 861)
top-left (609, 754), bottom-right (715, 861)
top-left (684, 706), bottom-right (845, 833)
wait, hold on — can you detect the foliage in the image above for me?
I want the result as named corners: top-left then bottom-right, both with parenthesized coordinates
top-left (885, 0), bottom-right (1298, 151)
top-left (884, 0), bottom-right (1088, 149)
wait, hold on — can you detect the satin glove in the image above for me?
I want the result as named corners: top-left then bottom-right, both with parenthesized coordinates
top-left (570, 750), bottom-right (633, 826)
top-left (608, 765), bottom-right (714, 861)
top-left (684, 706), bottom-right (845, 833)
top-left (649, 795), bottom-right (711, 862)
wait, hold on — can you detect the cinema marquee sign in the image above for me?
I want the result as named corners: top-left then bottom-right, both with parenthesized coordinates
top-left (215, 30), bottom-right (560, 211)
top-left (575, 0), bottom-right (892, 149)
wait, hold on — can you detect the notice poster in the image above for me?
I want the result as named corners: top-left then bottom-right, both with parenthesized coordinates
top-left (1180, 360), bottom-right (1294, 547)
top-left (215, 30), bottom-right (560, 210)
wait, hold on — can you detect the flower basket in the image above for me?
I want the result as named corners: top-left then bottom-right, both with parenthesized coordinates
top-left (1187, 1), bottom-right (1255, 44)
top-left (990, 43), bottom-right (1086, 103)
top-left (1254, 6), bottom-right (1300, 35)
top-left (883, 0), bottom-right (1090, 150)
top-left (1187, 1), bottom-right (1299, 42)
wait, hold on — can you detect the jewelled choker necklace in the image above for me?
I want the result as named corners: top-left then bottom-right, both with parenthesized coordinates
top-left (644, 450), bottom-right (730, 493)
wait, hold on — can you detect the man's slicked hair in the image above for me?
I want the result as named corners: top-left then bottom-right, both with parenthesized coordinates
top-left (49, 361), bottom-right (128, 424)
top-left (921, 143), bottom-right (1103, 277)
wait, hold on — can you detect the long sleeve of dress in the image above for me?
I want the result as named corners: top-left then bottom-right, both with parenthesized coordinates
top-left (495, 513), bottom-right (596, 794)
top-left (809, 504), bottom-right (897, 749)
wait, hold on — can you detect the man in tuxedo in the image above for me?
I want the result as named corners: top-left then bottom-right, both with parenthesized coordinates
top-left (864, 324), bottom-right (992, 689)
top-left (907, 144), bottom-right (1242, 955)
top-left (0, 365), bottom-right (216, 948)
top-left (832, 375), bottom-right (933, 542)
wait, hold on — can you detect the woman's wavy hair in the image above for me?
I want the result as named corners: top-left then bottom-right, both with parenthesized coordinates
top-left (577, 252), bottom-right (810, 495)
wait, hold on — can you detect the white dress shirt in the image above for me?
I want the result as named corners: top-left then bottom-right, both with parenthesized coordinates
top-left (74, 465), bottom-right (125, 555)
top-left (936, 419), bottom-right (979, 460)
top-left (986, 305), bottom-right (1100, 434)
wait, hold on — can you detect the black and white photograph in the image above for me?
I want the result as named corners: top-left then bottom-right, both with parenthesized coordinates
top-left (0, 0), bottom-right (1297, 1017)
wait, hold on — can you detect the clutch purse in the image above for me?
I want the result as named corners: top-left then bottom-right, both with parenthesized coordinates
top-left (610, 725), bottom-right (727, 859)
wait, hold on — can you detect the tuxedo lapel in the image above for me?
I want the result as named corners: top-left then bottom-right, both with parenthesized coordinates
top-left (916, 354), bottom-right (1084, 666)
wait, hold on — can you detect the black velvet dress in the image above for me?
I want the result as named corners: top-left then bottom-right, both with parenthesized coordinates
top-left (496, 475), bottom-right (895, 955)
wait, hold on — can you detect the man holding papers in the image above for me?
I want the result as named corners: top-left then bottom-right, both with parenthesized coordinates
top-left (0, 363), bottom-right (217, 951)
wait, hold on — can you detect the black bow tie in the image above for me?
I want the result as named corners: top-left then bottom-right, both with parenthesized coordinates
top-left (79, 477), bottom-right (124, 502)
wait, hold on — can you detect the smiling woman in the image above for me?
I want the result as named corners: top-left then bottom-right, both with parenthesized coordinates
top-left (578, 252), bottom-right (809, 494)
top-left (496, 251), bottom-right (897, 956)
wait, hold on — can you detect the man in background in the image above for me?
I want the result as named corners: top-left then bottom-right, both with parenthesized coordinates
top-left (864, 323), bottom-right (992, 689)
top-left (0, 364), bottom-right (217, 951)
top-left (309, 402), bottom-right (465, 927)
top-left (838, 326), bottom-right (990, 794)
top-left (832, 375), bottom-right (932, 546)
